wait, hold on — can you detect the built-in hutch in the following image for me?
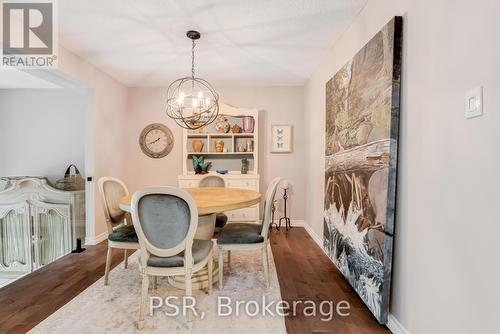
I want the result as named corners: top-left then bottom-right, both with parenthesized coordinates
top-left (178, 103), bottom-right (260, 222)
top-left (0, 177), bottom-right (85, 278)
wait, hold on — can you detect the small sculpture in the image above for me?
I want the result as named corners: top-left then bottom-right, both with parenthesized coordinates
top-left (241, 157), bottom-right (249, 174)
top-left (215, 115), bottom-right (230, 133)
top-left (192, 155), bottom-right (212, 174)
top-left (215, 140), bottom-right (224, 152)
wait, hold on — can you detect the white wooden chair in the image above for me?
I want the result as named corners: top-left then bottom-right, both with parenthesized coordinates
top-left (98, 177), bottom-right (140, 285)
top-left (131, 187), bottom-right (214, 330)
top-left (198, 175), bottom-right (228, 229)
top-left (217, 177), bottom-right (281, 289)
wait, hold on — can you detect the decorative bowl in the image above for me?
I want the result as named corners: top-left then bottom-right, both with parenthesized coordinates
top-left (216, 169), bottom-right (228, 175)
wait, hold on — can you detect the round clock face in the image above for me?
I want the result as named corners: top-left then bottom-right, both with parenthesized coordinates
top-left (139, 123), bottom-right (174, 158)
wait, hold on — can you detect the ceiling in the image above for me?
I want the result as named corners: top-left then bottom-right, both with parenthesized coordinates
top-left (59, 0), bottom-right (366, 87)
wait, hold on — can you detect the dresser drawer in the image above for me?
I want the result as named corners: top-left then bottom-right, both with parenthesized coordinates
top-left (227, 205), bottom-right (259, 222)
top-left (226, 179), bottom-right (258, 191)
top-left (178, 180), bottom-right (199, 188)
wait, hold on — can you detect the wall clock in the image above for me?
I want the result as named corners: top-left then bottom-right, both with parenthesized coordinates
top-left (139, 123), bottom-right (174, 158)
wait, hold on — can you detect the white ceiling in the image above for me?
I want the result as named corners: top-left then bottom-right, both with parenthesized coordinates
top-left (59, 0), bottom-right (366, 87)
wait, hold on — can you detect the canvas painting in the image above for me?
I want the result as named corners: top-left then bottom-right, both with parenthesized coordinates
top-left (323, 17), bottom-right (402, 324)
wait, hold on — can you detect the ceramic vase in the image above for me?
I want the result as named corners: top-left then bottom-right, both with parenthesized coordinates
top-left (243, 116), bottom-right (255, 133)
top-left (192, 140), bottom-right (204, 152)
top-left (241, 158), bottom-right (249, 174)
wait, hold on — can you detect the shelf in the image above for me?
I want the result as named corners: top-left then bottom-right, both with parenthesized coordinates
top-left (187, 133), bottom-right (255, 138)
top-left (187, 152), bottom-right (254, 155)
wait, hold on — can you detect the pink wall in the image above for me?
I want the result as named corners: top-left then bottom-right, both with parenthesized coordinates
top-left (123, 86), bottom-right (306, 221)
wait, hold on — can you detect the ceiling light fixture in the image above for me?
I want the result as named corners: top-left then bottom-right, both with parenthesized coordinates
top-left (165, 30), bottom-right (219, 129)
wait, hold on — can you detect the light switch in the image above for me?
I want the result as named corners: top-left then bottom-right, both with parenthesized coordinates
top-left (465, 86), bottom-right (483, 119)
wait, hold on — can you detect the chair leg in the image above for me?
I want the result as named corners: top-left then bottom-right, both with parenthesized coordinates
top-left (104, 246), bottom-right (112, 286)
top-left (227, 250), bottom-right (231, 264)
top-left (218, 248), bottom-right (224, 290)
top-left (136, 273), bottom-right (149, 330)
top-left (124, 249), bottom-right (128, 269)
top-left (262, 245), bottom-right (270, 288)
top-left (207, 255), bottom-right (213, 295)
top-left (185, 272), bottom-right (193, 330)
top-left (152, 276), bottom-right (158, 290)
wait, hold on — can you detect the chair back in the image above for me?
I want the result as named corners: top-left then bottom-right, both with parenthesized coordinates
top-left (131, 187), bottom-right (198, 268)
top-left (199, 175), bottom-right (226, 188)
top-left (261, 177), bottom-right (282, 240)
top-left (98, 177), bottom-right (130, 234)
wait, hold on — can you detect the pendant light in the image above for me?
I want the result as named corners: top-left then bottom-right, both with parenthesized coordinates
top-left (165, 30), bottom-right (219, 129)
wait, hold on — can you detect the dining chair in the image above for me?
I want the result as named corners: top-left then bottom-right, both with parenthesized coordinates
top-left (217, 177), bottom-right (281, 289)
top-left (98, 177), bottom-right (139, 286)
top-left (198, 175), bottom-right (228, 229)
top-left (131, 187), bottom-right (214, 330)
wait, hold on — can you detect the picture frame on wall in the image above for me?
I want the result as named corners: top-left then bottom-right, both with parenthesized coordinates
top-left (271, 124), bottom-right (292, 153)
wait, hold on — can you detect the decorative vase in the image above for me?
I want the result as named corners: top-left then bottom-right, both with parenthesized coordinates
top-left (231, 124), bottom-right (242, 133)
top-left (246, 139), bottom-right (253, 152)
top-left (215, 115), bottom-right (230, 133)
top-left (241, 157), bottom-right (249, 174)
top-left (215, 140), bottom-right (224, 152)
top-left (192, 140), bottom-right (204, 152)
top-left (242, 116), bottom-right (255, 133)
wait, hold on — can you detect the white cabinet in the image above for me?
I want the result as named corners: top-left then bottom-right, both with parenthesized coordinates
top-left (0, 178), bottom-right (84, 277)
top-left (179, 103), bottom-right (261, 223)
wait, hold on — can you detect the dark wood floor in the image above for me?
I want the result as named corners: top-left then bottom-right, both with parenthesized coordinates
top-left (270, 228), bottom-right (390, 334)
top-left (0, 242), bottom-right (131, 333)
top-left (0, 228), bottom-right (389, 334)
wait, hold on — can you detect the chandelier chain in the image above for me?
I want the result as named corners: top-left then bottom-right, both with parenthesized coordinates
top-left (191, 39), bottom-right (196, 79)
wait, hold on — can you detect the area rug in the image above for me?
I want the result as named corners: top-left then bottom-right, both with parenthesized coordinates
top-left (29, 245), bottom-right (286, 334)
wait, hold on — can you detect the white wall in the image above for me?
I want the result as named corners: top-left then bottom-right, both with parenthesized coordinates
top-left (124, 86), bottom-right (306, 220)
top-left (304, 0), bottom-right (500, 333)
top-left (55, 47), bottom-right (129, 242)
top-left (0, 89), bottom-right (87, 183)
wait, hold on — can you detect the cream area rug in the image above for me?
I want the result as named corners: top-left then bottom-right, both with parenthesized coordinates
top-left (29, 245), bottom-right (286, 334)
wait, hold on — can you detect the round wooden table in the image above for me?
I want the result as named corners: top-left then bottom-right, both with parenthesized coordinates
top-left (119, 187), bottom-right (261, 289)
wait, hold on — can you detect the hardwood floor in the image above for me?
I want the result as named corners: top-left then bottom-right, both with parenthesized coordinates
top-left (0, 242), bottom-right (132, 333)
top-left (0, 228), bottom-right (389, 334)
top-left (270, 228), bottom-right (390, 334)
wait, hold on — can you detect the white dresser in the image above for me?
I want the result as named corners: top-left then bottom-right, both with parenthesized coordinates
top-left (179, 103), bottom-right (260, 222)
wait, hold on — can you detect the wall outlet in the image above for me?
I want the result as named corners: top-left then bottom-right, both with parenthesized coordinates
top-left (465, 86), bottom-right (483, 119)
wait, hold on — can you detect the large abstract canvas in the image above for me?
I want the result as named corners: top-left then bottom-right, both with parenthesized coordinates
top-left (323, 17), bottom-right (402, 324)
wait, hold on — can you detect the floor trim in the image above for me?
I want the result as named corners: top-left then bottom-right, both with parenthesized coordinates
top-left (300, 222), bottom-right (410, 334)
top-left (85, 231), bottom-right (108, 246)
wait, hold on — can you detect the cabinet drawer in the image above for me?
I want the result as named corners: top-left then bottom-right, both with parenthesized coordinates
top-left (227, 205), bottom-right (259, 222)
top-left (179, 180), bottom-right (199, 188)
top-left (227, 179), bottom-right (258, 191)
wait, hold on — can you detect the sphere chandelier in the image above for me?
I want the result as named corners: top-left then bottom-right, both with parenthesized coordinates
top-left (165, 30), bottom-right (219, 130)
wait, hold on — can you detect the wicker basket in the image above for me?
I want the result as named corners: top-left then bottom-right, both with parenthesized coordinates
top-left (55, 164), bottom-right (85, 191)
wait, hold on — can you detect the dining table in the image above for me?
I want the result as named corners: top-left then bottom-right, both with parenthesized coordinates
top-left (119, 187), bottom-right (261, 289)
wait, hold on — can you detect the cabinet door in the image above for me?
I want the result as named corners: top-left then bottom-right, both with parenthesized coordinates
top-left (32, 201), bottom-right (71, 268)
top-left (0, 202), bottom-right (32, 274)
top-left (226, 179), bottom-right (259, 191)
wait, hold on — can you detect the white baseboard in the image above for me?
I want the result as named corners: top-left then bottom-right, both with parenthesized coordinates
top-left (387, 314), bottom-right (410, 334)
top-left (85, 231), bottom-right (108, 246)
top-left (299, 221), bottom-right (410, 334)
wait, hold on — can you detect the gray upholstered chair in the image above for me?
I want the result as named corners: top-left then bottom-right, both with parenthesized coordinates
top-left (98, 177), bottom-right (139, 285)
top-left (198, 175), bottom-right (228, 229)
top-left (217, 177), bottom-right (281, 289)
top-left (131, 187), bottom-right (213, 330)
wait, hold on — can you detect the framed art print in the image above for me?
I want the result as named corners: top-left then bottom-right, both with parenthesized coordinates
top-left (271, 125), bottom-right (292, 153)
